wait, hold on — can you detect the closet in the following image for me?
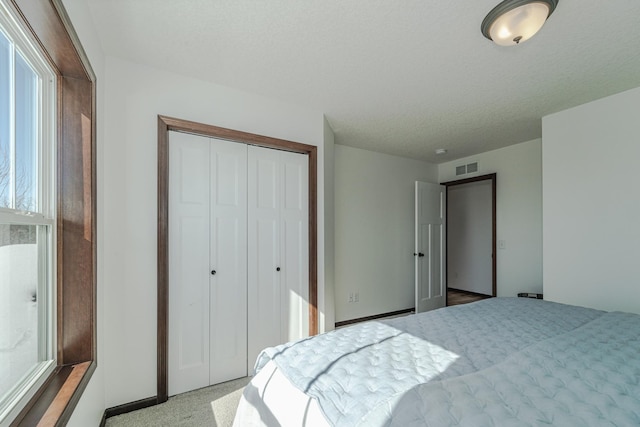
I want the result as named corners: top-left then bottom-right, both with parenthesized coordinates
top-left (167, 131), bottom-right (309, 396)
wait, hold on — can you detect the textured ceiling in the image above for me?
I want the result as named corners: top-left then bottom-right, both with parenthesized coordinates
top-left (86, 0), bottom-right (640, 163)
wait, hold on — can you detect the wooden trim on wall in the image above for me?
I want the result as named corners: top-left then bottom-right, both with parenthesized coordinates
top-left (11, 1), bottom-right (92, 79)
top-left (103, 396), bottom-right (159, 420)
top-left (58, 76), bottom-right (95, 364)
top-left (157, 115), bottom-right (319, 403)
top-left (157, 117), bottom-right (169, 403)
top-left (8, 0), bottom-right (97, 425)
top-left (491, 175), bottom-right (497, 296)
top-left (36, 362), bottom-right (91, 425)
top-left (442, 173), bottom-right (497, 297)
top-left (440, 173), bottom-right (496, 187)
top-left (308, 148), bottom-right (318, 336)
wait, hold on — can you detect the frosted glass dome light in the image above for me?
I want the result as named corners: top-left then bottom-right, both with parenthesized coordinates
top-left (481, 0), bottom-right (558, 46)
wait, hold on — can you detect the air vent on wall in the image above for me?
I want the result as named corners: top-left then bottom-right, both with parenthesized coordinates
top-left (455, 162), bottom-right (479, 176)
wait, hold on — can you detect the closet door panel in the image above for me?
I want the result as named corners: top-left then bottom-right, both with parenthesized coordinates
top-left (168, 132), bottom-right (211, 396)
top-left (209, 139), bottom-right (248, 384)
top-left (248, 147), bottom-right (282, 369)
top-left (256, 154), bottom-right (278, 210)
top-left (280, 152), bottom-right (309, 342)
top-left (250, 219), bottom-right (280, 360)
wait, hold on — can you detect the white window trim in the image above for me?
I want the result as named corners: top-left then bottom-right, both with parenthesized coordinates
top-left (0, 1), bottom-right (56, 218)
top-left (0, 0), bottom-right (57, 424)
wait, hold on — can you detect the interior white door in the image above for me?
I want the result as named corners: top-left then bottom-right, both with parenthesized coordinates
top-left (168, 132), bottom-right (211, 395)
top-left (279, 150), bottom-right (309, 342)
top-left (247, 146), bottom-right (281, 370)
top-left (209, 138), bottom-right (248, 385)
top-left (415, 181), bottom-right (446, 313)
top-left (247, 146), bottom-right (309, 370)
top-left (169, 132), bottom-right (249, 395)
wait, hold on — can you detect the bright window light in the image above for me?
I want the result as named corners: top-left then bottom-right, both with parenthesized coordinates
top-left (0, 1), bottom-right (56, 423)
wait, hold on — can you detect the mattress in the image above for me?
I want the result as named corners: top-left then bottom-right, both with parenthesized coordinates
top-left (233, 298), bottom-right (640, 426)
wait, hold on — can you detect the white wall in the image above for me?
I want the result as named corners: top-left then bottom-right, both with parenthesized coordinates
top-left (542, 86), bottom-right (640, 314)
top-left (438, 139), bottom-right (543, 297)
top-left (61, 0), bottom-right (106, 425)
top-left (322, 117), bottom-right (335, 331)
top-left (334, 145), bottom-right (438, 323)
top-left (101, 56), bottom-right (328, 408)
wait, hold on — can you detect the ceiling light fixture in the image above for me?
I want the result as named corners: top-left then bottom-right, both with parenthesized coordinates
top-left (481, 0), bottom-right (558, 46)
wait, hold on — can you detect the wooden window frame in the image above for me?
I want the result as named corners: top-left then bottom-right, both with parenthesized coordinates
top-left (157, 115), bottom-right (318, 403)
top-left (7, 0), bottom-right (96, 425)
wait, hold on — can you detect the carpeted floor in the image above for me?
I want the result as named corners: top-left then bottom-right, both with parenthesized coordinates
top-left (105, 376), bottom-right (250, 427)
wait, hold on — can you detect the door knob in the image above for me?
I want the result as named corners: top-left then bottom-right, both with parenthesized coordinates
top-left (211, 270), bottom-right (216, 275)
top-left (276, 267), bottom-right (281, 272)
top-left (418, 253), bottom-right (425, 257)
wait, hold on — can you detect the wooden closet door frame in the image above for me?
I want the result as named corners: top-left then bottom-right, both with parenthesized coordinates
top-left (157, 115), bottom-right (318, 402)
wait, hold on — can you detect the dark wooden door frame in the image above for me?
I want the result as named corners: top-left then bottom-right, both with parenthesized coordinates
top-left (157, 115), bottom-right (318, 403)
top-left (441, 173), bottom-right (497, 298)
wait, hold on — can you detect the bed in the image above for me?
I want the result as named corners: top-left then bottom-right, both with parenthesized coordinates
top-left (233, 298), bottom-right (640, 426)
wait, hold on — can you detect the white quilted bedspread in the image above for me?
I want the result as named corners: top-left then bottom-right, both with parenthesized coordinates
top-left (254, 298), bottom-right (612, 426)
top-left (379, 311), bottom-right (640, 426)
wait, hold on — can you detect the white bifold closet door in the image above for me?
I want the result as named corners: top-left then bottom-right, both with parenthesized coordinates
top-left (247, 146), bottom-right (309, 369)
top-left (168, 132), bottom-right (248, 396)
top-left (168, 132), bottom-right (309, 397)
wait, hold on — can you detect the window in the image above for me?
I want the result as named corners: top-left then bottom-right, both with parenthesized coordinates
top-left (0, 0), bottom-right (96, 424)
top-left (0, 2), bottom-right (56, 424)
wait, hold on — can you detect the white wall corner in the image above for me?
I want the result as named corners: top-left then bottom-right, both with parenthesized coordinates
top-left (321, 117), bottom-right (336, 332)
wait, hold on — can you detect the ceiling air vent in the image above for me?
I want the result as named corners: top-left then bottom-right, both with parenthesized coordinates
top-left (456, 165), bottom-right (466, 176)
top-left (466, 162), bottom-right (478, 173)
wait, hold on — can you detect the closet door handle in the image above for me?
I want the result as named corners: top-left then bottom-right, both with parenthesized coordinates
top-left (418, 253), bottom-right (425, 257)
top-left (211, 270), bottom-right (216, 275)
top-left (276, 267), bottom-right (281, 272)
